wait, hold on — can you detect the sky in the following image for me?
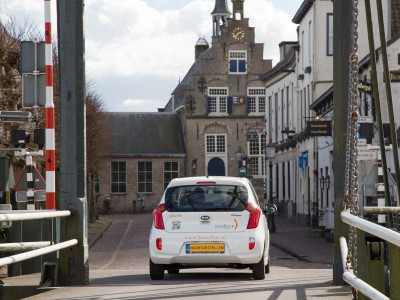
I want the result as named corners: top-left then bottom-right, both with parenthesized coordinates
top-left (0, 0), bottom-right (304, 112)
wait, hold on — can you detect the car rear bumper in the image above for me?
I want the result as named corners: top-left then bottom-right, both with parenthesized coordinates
top-left (149, 229), bottom-right (268, 265)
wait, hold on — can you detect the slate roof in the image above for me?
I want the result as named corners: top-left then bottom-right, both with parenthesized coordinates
top-left (106, 112), bottom-right (186, 158)
top-left (163, 47), bottom-right (212, 112)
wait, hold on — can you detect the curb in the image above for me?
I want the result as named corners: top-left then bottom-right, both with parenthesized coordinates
top-left (89, 218), bottom-right (112, 248)
top-left (270, 241), bottom-right (312, 263)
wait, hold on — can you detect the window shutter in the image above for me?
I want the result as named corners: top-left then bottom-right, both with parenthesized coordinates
top-left (239, 60), bottom-right (246, 72)
top-left (206, 97), bottom-right (211, 114)
top-left (245, 97), bottom-right (250, 113)
top-left (229, 60), bottom-right (237, 73)
top-left (227, 97), bottom-right (233, 114)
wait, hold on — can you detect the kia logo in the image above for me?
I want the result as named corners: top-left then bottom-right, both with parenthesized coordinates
top-left (200, 215), bottom-right (211, 221)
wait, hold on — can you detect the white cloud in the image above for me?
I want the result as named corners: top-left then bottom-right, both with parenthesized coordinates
top-left (123, 98), bottom-right (146, 108)
top-left (0, 0), bottom-right (299, 112)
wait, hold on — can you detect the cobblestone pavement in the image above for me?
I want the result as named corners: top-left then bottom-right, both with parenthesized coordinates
top-left (90, 214), bottom-right (152, 270)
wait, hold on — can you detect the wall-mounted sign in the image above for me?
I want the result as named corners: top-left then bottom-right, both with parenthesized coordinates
top-left (357, 80), bottom-right (373, 95)
top-left (306, 121), bottom-right (332, 137)
top-left (390, 70), bottom-right (400, 82)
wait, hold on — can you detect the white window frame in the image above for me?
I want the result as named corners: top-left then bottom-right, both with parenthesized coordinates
top-left (248, 134), bottom-right (266, 178)
top-left (229, 50), bottom-right (247, 74)
top-left (205, 134), bottom-right (227, 154)
top-left (247, 88), bottom-right (266, 115)
top-left (208, 87), bottom-right (229, 116)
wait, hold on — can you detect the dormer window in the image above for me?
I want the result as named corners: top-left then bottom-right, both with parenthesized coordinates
top-left (229, 50), bottom-right (247, 74)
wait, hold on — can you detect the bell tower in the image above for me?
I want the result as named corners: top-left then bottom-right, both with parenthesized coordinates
top-left (232, 0), bottom-right (244, 20)
top-left (211, 0), bottom-right (231, 43)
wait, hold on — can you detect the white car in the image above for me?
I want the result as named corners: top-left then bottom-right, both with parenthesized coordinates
top-left (149, 176), bottom-right (270, 280)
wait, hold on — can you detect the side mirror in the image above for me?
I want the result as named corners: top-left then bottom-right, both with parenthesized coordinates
top-left (264, 203), bottom-right (277, 214)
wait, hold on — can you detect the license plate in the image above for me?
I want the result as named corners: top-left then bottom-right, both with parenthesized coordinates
top-left (186, 243), bottom-right (225, 253)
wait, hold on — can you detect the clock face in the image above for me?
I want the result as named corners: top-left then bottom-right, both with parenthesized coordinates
top-left (232, 27), bottom-right (245, 41)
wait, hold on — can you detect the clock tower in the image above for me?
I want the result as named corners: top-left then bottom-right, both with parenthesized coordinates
top-left (211, 0), bottom-right (231, 43)
top-left (232, 0), bottom-right (245, 20)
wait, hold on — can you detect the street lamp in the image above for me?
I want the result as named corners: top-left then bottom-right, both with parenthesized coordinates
top-left (325, 175), bottom-right (331, 190)
top-left (265, 138), bottom-right (276, 232)
top-left (319, 176), bottom-right (325, 190)
top-left (235, 146), bottom-right (246, 177)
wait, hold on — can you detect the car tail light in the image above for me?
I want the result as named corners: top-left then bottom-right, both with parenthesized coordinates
top-left (156, 238), bottom-right (162, 250)
top-left (249, 237), bottom-right (255, 250)
top-left (246, 203), bottom-right (261, 229)
top-left (153, 203), bottom-right (166, 229)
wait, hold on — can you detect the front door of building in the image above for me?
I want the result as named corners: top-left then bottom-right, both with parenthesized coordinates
top-left (207, 157), bottom-right (225, 176)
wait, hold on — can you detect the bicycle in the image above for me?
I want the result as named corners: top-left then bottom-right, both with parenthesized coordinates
top-left (104, 197), bottom-right (111, 214)
top-left (137, 194), bottom-right (145, 214)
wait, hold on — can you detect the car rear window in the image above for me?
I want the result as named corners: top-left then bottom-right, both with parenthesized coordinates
top-left (164, 185), bottom-right (249, 212)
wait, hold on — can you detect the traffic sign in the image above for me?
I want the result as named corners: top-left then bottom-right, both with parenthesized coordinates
top-left (14, 165), bottom-right (46, 202)
top-left (22, 73), bottom-right (46, 107)
top-left (20, 41), bottom-right (46, 73)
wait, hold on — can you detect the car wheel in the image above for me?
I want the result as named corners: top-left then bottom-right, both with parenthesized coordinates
top-left (167, 268), bottom-right (179, 274)
top-left (252, 255), bottom-right (266, 280)
top-left (149, 259), bottom-right (164, 280)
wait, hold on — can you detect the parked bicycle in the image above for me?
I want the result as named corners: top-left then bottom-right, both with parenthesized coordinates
top-left (104, 196), bottom-right (111, 214)
top-left (136, 194), bottom-right (145, 213)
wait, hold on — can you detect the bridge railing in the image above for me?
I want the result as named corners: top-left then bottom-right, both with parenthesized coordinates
top-left (0, 210), bottom-right (76, 267)
top-left (340, 209), bottom-right (400, 300)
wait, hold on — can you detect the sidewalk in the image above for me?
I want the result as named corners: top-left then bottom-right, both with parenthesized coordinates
top-left (88, 216), bottom-right (112, 248)
top-left (270, 214), bottom-right (333, 266)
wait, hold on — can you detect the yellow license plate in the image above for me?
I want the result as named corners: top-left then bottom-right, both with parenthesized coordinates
top-left (186, 243), bottom-right (225, 253)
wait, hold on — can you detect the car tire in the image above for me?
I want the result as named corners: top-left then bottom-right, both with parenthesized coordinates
top-left (252, 255), bottom-right (266, 280)
top-left (150, 259), bottom-right (164, 280)
top-left (167, 268), bottom-right (179, 274)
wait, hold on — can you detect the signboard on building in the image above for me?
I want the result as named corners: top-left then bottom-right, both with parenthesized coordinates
top-left (390, 70), bottom-right (400, 82)
top-left (357, 80), bottom-right (373, 95)
top-left (306, 121), bottom-right (332, 137)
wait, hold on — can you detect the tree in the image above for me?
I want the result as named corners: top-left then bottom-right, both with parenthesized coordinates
top-left (85, 85), bottom-right (110, 222)
top-left (0, 17), bottom-right (43, 175)
top-left (1, 17), bottom-right (110, 221)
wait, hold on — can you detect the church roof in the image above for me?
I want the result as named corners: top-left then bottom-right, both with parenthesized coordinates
top-left (106, 112), bottom-right (186, 157)
top-left (211, 0), bottom-right (231, 15)
top-left (163, 48), bottom-right (212, 112)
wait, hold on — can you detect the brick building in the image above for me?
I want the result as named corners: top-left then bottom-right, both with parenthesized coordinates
top-left (97, 113), bottom-right (185, 213)
top-left (162, 0), bottom-right (272, 203)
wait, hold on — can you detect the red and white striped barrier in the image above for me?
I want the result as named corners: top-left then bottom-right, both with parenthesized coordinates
top-left (44, 0), bottom-right (56, 209)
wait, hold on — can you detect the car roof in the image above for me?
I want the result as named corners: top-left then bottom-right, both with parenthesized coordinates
top-left (167, 176), bottom-right (251, 188)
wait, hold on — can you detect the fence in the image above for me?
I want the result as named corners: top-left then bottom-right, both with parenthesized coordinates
top-left (0, 210), bottom-right (75, 268)
top-left (340, 209), bottom-right (400, 299)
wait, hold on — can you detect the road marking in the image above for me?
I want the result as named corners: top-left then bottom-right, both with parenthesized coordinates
top-left (100, 220), bottom-right (133, 270)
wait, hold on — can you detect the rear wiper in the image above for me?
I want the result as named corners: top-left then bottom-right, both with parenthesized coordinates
top-left (226, 191), bottom-right (247, 208)
top-left (179, 191), bottom-right (202, 211)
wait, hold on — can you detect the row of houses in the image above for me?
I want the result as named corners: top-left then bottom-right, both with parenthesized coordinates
top-left (97, 0), bottom-right (400, 231)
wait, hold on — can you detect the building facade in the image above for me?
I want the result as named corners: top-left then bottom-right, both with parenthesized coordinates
top-left (162, 0), bottom-right (272, 203)
top-left (96, 113), bottom-right (186, 213)
top-left (261, 0), bottom-right (396, 229)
